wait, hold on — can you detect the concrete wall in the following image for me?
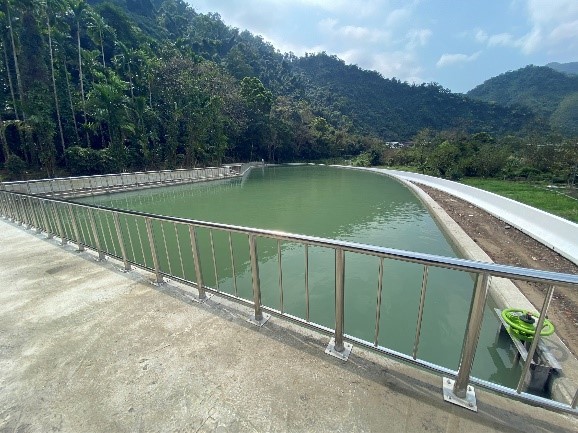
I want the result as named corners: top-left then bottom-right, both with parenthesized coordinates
top-left (375, 169), bottom-right (578, 267)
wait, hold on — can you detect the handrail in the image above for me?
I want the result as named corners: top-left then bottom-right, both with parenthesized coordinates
top-left (0, 165), bottom-right (244, 196)
top-left (1, 187), bottom-right (577, 415)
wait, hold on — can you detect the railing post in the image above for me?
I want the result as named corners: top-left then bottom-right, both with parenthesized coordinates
top-left (68, 204), bottom-right (85, 252)
top-left (334, 248), bottom-right (345, 351)
top-left (28, 196), bottom-right (41, 232)
top-left (413, 265), bottom-right (429, 359)
top-left (13, 195), bottom-right (23, 225)
top-left (50, 201), bottom-right (68, 245)
top-left (0, 192), bottom-right (7, 218)
top-left (88, 208), bottom-right (105, 260)
top-left (247, 234), bottom-right (269, 326)
top-left (113, 212), bottom-right (130, 271)
top-left (145, 217), bottom-right (163, 284)
top-left (325, 248), bottom-right (352, 360)
top-left (189, 225), bottom-right (208, 301)
top-left (38, 199), bottom-right (52, 239)
top-left (14, 196), bottom-right (25, 226)
top-left (443, 272), bottom-right (489, 411)
top-left (515, 285), bottom-right (555, 393)
top-left (23, 197), bottom-right (35, 228)
top-left (41, 200), bottom-right (54, 239)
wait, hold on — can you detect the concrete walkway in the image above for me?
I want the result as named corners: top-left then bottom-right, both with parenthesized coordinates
top-left (1, 219), bottom-right (577, 432)
top-left (369, 169), bottom-right (578, 267)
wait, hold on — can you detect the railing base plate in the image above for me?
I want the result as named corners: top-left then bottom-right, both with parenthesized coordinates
top-left (325, 337), bottom-right (352, 361)
top-left (442, 378), bottom-right (477, 412)
top-left (190, 293), bottom-right (213, 304)
top-left (247, 313), bottom-right (271, 327)
top-left (150, 279), bottom-right (165, 286)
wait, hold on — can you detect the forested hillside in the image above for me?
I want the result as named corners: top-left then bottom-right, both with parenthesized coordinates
top-left (547, 62), bottom-right (578, 76)
top-left (0, 0), bottom-right (567, 181)
top-left (467, 65), bottom-right (578, 136)
top-left (293, 54), bottom-right (537, 140)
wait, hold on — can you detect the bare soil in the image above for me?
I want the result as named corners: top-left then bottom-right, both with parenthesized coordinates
top-left (420, 185), bottom-right (578, 357)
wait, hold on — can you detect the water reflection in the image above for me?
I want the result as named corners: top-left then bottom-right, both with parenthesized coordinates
top-left (75, 166), bottom-right (515, 386)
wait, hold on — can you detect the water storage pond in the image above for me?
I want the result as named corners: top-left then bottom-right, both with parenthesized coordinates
top-left (78, 165), bottom-right (521, 387)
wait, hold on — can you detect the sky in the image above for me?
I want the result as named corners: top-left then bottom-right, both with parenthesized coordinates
top-left (187, 0), bottom-right (578, 93)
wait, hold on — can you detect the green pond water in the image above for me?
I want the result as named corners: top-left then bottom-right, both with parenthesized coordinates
top-left (78, 165), bottom-right (522, 387)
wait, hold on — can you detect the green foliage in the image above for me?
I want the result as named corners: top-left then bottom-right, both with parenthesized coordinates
top-left (351, 152), bottom-right (375, 167)
top-left (551, 93), bottom-right (578, 136)
top-left (4, 154), bottom-right (27, 180)
top-left (468, 65), bottom-right (578, 135)
top-left (462, 178), bottom-right (578, 223)
top-left (64, 145), bottom-right (115, 175)
top-left (293, 53), bottom-right (539, 140)
top-left (0, 0), bottom-right (569, 182)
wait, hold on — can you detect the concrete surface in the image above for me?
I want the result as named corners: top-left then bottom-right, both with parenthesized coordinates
top-left (371, 168), bottom-right (578, 267)
top-left (2, 219), bottom-right (578, 432)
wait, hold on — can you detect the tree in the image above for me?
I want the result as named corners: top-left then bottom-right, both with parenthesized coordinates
top-left (240, 76), bottom-right (273, 160)
top-left (411, 129), bottom-right (434, 173)
top-left (71, 0), bottom-right (89, 145)
top-left (86, 72), bottom-right (132, 169)
top-left (43, 0), bottom-right (66, 155)
top-left (3, 0), bottom-right (27, 120)
top-left (428, 140), bottom-right (461, 179)
top-left (551, 93), bottom-right (578, 137)
top-left (0, 11), bottom-right (19, 120)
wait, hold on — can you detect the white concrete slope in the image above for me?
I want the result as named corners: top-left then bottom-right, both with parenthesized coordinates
top-left (373, 169), bottom-right (578, 267)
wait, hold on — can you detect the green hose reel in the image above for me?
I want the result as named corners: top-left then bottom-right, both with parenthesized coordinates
top-left (501, 308), bottom-right (555, 342)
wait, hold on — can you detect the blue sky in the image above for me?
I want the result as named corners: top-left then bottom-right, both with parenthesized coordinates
top-left (187, 0), bottom-right (578, 93)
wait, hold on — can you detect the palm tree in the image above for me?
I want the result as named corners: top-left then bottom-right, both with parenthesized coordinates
top-left (43, 0), bottom-right (66, 154)
top-left (3, 0), bottom-right (26, 120)
top-left (0, 30), bottom-right (19, 120)
top-left (70, 0), bottom-right (89, 145)
top-left (87, 11), bottom-right (111, 68)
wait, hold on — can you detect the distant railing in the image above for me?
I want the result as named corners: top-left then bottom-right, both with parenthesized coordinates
top-left (1, 188), bottom-right (577, 415)
top-left (0, 165), bottom-right (244, 197)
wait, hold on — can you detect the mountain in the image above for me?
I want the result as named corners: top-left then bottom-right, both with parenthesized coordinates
top-left (0, 0), bottom-right (552, 179)
top-left (293, 53), bottom-right (537, 140)
top-left (93, 1), bottom-right (540, 140)
top-left (467, 66), bottom-right (578, 135)
top-left (547, 62), bottom-right (578, 76)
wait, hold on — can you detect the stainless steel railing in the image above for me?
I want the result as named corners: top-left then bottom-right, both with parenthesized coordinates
top-left (0, 165), bottom-right (243, 196)
top-left (1, 189), bottom-right (577, 415)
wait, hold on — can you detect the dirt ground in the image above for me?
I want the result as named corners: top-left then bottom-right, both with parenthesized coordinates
top-left (419, 185), bottom-right (578, 357)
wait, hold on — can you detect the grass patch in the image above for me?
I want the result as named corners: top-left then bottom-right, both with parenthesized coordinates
top-left (461, 178), bottom-right (578, 223)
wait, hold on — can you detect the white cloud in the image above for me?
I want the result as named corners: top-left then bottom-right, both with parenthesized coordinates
top-left (339, 48), bottom-right (424, 83)
top-left (295, 0), bottom-right (390, 17)
top-left (471, 0), bottom-right (578, 56)
top-left (549, 19), bottom-right (578, 41)
top-left (386, 8), bottom-right (412, 27)
top-left (318, 18), bottom-right (390, 43)
top-left (196, 0), bottom-right (390, 17)
top-left (436, 52), bottom-right (481, 68)
top-left (487, 33), bottom-right (516, 47)
top-left (518, 0), bottom-right (578, 53)
top-left (474, 30), bottom-right (488, 43)
top-left (406, 29), bottom-right (432, 49)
